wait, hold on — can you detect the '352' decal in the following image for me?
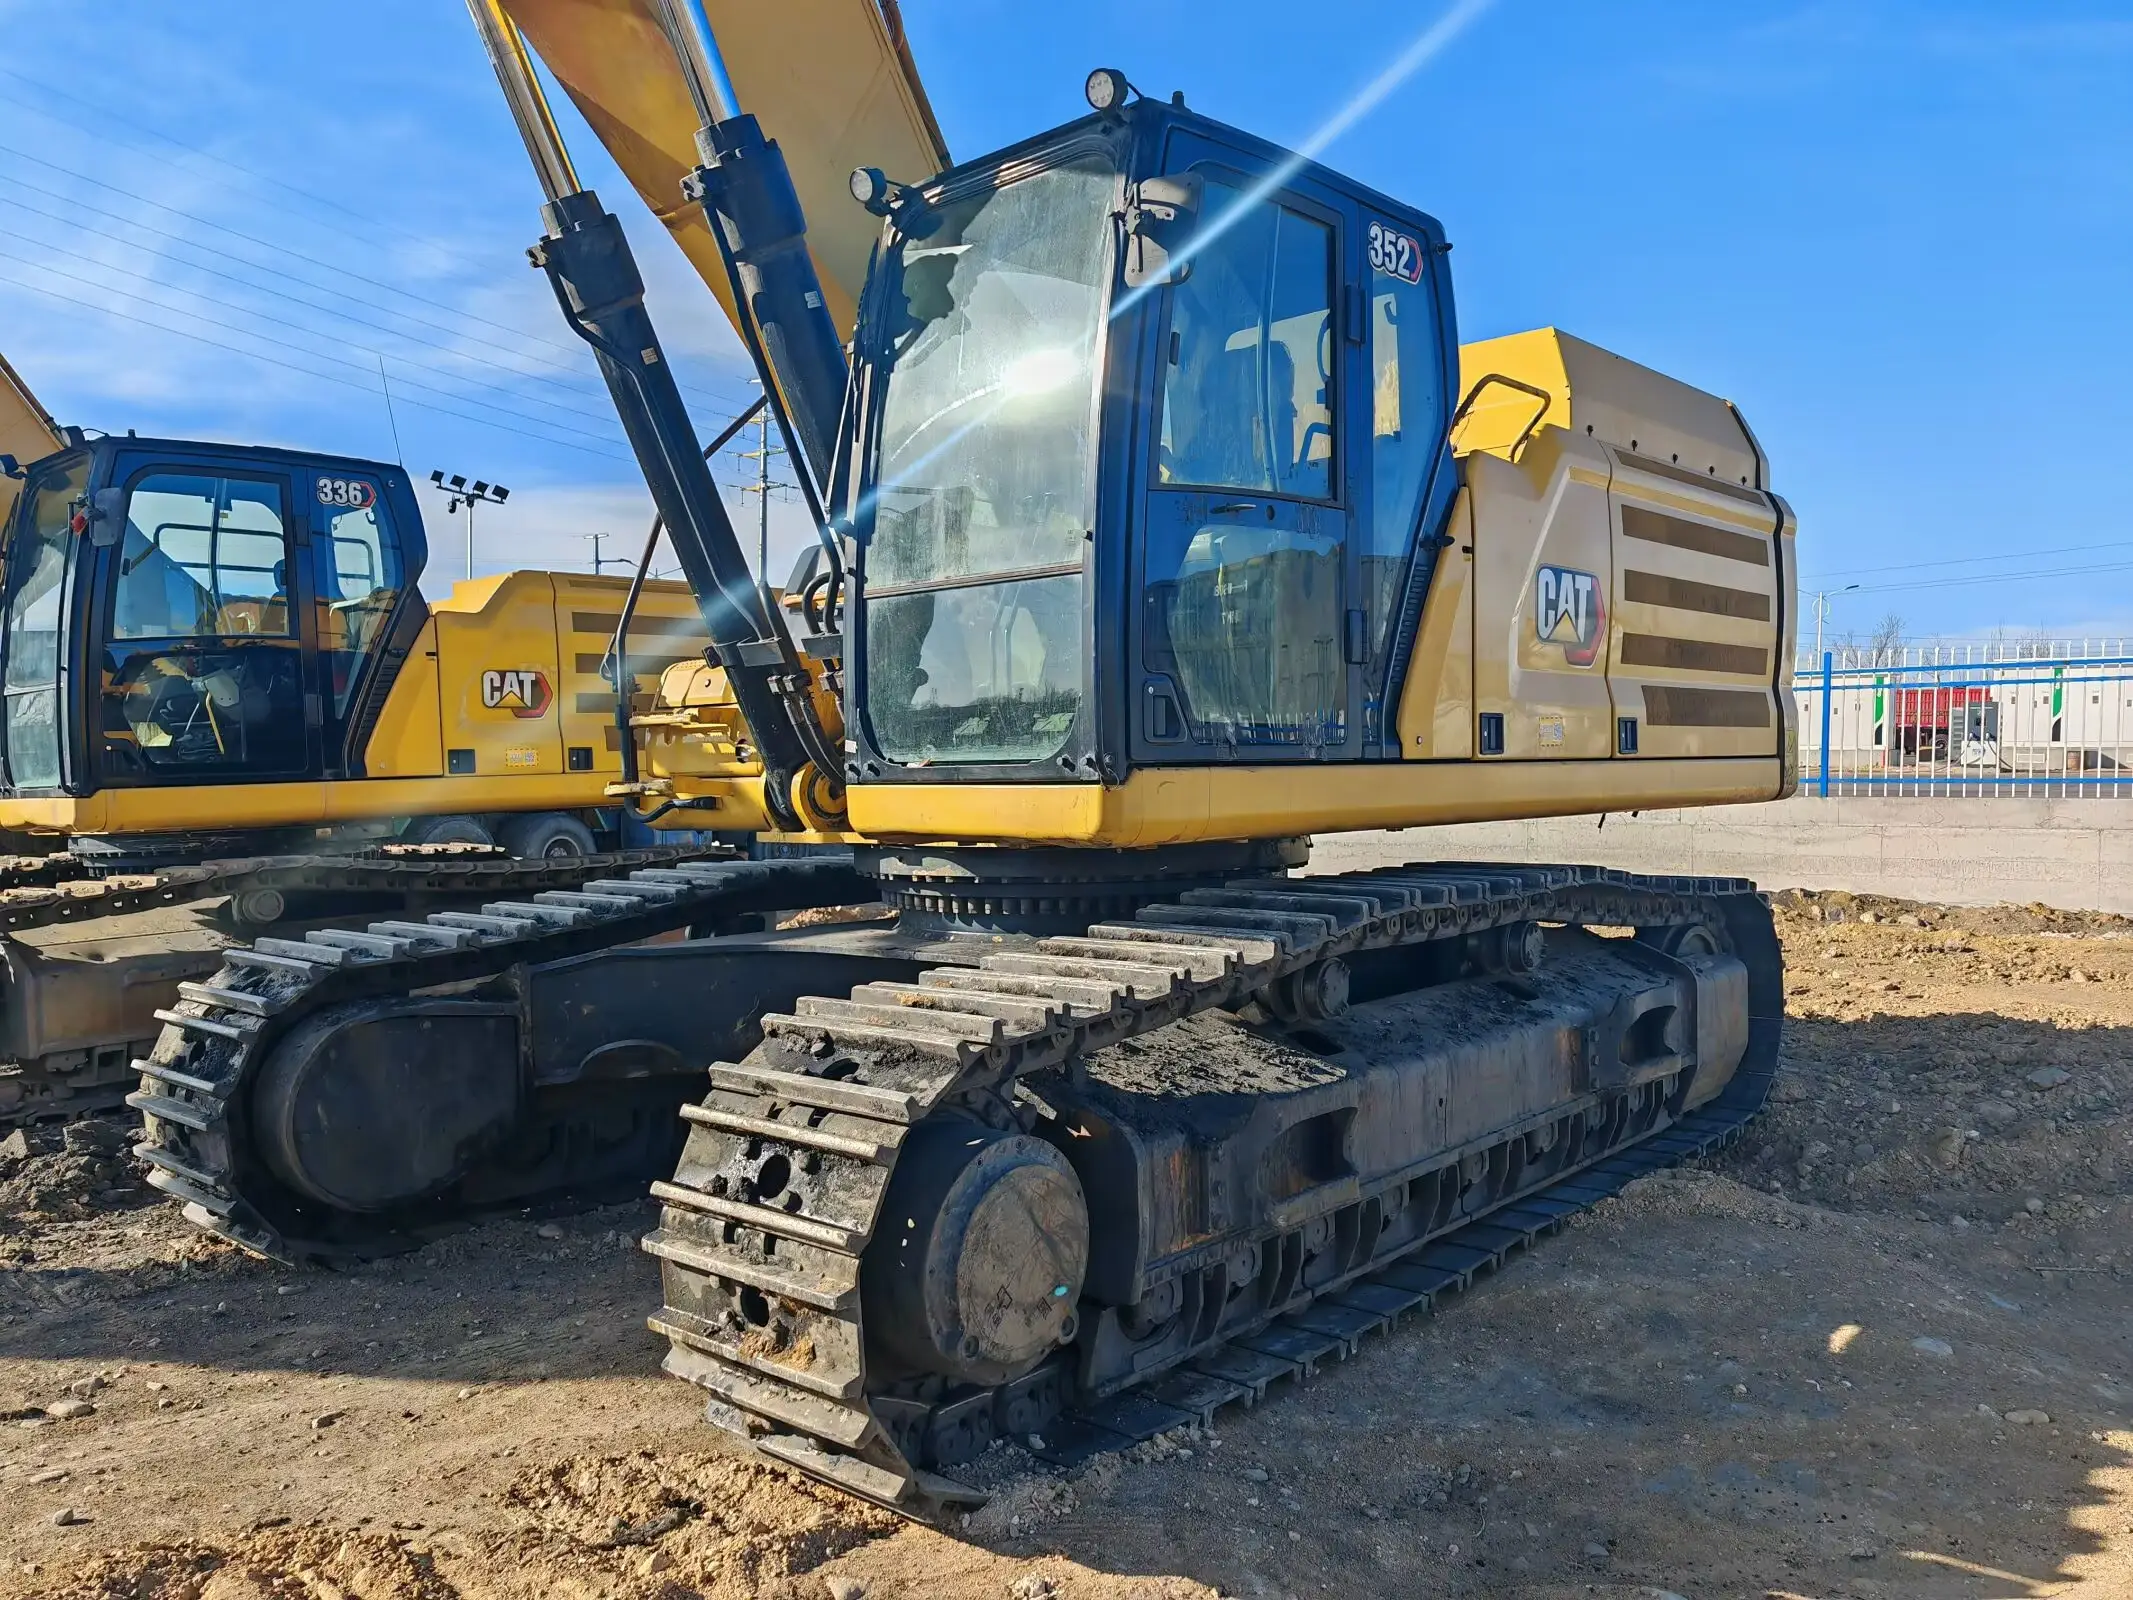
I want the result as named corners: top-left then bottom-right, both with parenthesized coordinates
top-left (1367, 220), bottom-right (1426, 285)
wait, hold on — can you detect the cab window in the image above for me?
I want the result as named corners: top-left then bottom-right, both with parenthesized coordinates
top-left (1365, 250), bottom-right (1448, 671)
top-left (1158, 179), bottom-right (1336, 500)
top-left (101, 470), bottom-right (308, 780)
top-left (313, 475), bottom-right (401, 718)
top-left (112, 473), bottom-right (291, 639)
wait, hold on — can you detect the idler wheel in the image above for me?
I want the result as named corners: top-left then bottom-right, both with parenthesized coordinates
top-left (862, 1118), bottom-right (1088, 1385)
top-left (253, 1001), bottom-right (522, 1213)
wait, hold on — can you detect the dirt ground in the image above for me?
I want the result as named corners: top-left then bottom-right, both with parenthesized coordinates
top-left (4, 888), bottom-right (2133, 1599)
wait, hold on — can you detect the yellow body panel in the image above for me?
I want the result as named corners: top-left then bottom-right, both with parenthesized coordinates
top-left (371, 569), bottom-right (710, 789)
top-left (1455, 328), bottom-right (1763, 491)
top-left (0, 572), bottom-right (715, 841)
top-left (361, 619), bottom-right (445, 778)
top-left (1392, 492), bottom-right (1474, 759)
top-left (432, 572), bottom-right (569, 778)
top-left (1394, 326), bottom-right (1797, 787)
top-left (848, 758), bottom-right (1781, 849)
top-left (502, 0), bottom-right (947, 338)
top-left (0, 352), bottom-right (60, 535)
top-left (1465, 435), bottom-right (1618, 760)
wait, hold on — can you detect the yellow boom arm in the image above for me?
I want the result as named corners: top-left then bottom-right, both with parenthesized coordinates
top-left (498, 0), bottom-right (948, 337)
top-left (0, 352), bottom-right (61, 531)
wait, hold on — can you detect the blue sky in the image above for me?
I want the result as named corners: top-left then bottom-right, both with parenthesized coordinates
top-left (0, 1), bottom-right (2126, 643)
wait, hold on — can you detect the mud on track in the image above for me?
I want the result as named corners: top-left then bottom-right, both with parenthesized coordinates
top-left (3, 889), bottom-right (2132, 1598)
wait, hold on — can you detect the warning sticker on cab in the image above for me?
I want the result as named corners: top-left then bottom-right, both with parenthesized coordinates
top-left (504, 747), bottom-right (539, 769)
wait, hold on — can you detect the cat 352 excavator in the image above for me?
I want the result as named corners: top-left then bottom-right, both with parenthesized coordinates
top-left (136, 0), bottom-right (1796, 1515)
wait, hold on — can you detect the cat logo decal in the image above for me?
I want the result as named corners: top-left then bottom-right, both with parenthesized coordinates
top-left (1534, 566), bottom-right (1605, 667)
top-left (480, 668), bottom-right (552, 718)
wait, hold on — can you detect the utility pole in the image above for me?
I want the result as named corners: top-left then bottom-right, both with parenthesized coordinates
top-left (584, 531), bottom-right (617, 575)
top-left (736, 379), bottom-right (787, 587)
top-left (429, 471), bottom-right (509, 580)
top-left (1811, 583), bottom-right (1859, 661)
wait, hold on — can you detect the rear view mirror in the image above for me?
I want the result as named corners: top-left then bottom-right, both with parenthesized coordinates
top-left (1124, 173), bottom-right (1203, 289)
top-left (89, 486), bottom-right (126, 547)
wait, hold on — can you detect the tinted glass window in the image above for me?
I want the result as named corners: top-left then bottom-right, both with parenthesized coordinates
top-left (314, 475), bottom-right (401, 717)
top-left (866, 575), bottom-right (1082, 764)
top-left (1159, 181), bottom-right (1335, 499)
top-left (102, 645), bottom-right (308, 777)
top-left (113, 473), bottom-right (290, 640)
top-left (861, 155), bottom-right (1114, 765)
top-left (1145, 515), bottom-right (1344, 748)
top-left (866, 156), bottom-right (1114, 591)
top-left (1365, 259), bottom-right (1447, 670)
top-left (2, 457), bottom-right (83, 789)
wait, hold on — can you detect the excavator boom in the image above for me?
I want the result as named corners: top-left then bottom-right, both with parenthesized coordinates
top-left (499, 0), bottom-right (947, 338)
top-left (0, 353), bottom-right (61, 533)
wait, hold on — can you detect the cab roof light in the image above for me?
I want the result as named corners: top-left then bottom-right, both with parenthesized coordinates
top-left (1084, 67), bottom-right (1133, 113)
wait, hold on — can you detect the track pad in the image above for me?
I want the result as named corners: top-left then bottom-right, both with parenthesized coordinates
top-left (253, 1000), bottom-right (522, 1212)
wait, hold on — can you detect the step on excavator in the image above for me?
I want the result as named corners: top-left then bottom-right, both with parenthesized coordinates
top-left (136, 0), bottom-right (1796, 1515)
top-left (0, 357), bottom-right (772, 1123)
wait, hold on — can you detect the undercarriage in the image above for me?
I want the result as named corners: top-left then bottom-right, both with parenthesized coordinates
top-left (132, 851), bottom-right (1780, 1517)
top-left (0, 843), bottom-right (756, 1127)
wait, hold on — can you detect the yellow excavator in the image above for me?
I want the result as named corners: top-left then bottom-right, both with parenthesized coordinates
top-left (135, 0), bottom-right (1794, 1516)
top-left (0, 354), bottom-right (748, 1122)
top-left (0, 360), bottom-right (718, 861)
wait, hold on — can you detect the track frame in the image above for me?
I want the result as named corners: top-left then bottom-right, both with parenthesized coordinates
top-left (643, 863), bottom-right (1783, 1516)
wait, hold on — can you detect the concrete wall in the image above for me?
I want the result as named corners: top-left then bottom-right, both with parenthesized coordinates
top-left (1308, 797), bottom-right (2133, 914)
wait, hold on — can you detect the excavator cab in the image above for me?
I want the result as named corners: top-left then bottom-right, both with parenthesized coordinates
top-left (0, 438), bottom-right (427, 805)
top-left (843, 99), bottom-right (1457, 791)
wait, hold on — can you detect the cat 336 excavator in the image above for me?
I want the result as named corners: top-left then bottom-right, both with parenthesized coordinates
top-left (135, 0), bottom-right (1796, 1515)
top-left (0, 352), bottom-right (762, 1125)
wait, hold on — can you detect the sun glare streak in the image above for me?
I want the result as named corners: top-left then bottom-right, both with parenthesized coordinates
top-left (1111, 0), bottom-right (1502, 322)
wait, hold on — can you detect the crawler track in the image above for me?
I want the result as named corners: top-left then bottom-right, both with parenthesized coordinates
top-left (0, 844), bottom-right (753, 1128)
top-left (0, 843), bottom-right (716, 937)
top-left (131, 854), bottom-right (873, 1257)
top-left (643, 863), bottom-right (1783, 1516)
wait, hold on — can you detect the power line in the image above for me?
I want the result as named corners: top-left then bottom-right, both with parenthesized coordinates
top-left (735, 380), bottom-right (794, 582)
top-left (0, 213), bottom-right (640, 435)
top-left (0, 184), bottom-right (635, 425)
top-left (1801, 537), bottom-right (2133, 584)
top-left (0, 249), bottom-right (631, 451)
top-left (0, 265), bottom-right (637, 464)
top-left (1839, 559), bottom-right (2133, 598)
top-left (0, 140), bottom-right (752, 415)
top-left (0, 64), bottom-right (508, 280)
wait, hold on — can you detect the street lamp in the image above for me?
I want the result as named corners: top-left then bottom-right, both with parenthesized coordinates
top-left (1812, 583), bottom-right (1859, 661)
top-left (428, 470), bottom-right (510, 580)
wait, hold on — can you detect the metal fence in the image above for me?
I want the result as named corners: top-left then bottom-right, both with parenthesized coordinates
top-left (1795, 641), bottom-right (2133, 797)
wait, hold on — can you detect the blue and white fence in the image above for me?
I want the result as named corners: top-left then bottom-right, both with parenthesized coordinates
top-left (1795, 642), bottom-right (2133, 797)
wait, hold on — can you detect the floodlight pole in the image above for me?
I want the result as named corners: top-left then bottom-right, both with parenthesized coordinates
top-left (429, 470), bottom-right (511, 580)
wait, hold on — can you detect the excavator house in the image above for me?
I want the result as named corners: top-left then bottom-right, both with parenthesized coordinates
top-left (134, 0), bottom-right (1797, 1516)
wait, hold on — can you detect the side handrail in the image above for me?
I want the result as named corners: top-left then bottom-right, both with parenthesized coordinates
top-left (1448, 372), bottom-right (1556, 461)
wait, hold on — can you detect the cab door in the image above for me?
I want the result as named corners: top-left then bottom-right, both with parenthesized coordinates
top-left (1132, 130), bottom-right (1362, 764)
top-left (91, 452), bottom-right (322, 787)
top-left (303, 464), bottom-right (411, 777)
